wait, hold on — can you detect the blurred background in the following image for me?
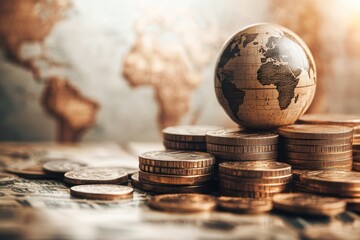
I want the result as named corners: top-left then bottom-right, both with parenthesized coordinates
top-left (0, 0), bottom-right (359, 143)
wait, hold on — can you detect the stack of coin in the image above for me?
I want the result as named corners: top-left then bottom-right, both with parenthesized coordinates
top-left (278, 124), bottom-right (353, 171)
top-left (218, 161), bottom-right (292, 198)
top-left (162, 125), bottom-right (223, 151)
top-left (205, 129), bottom-right (279, 162)
top-left (298, 114), bottom-right (360, 171)
top-left (300, 170), bottom-right (360, 197)
top-left (137, 150), bottom-right (215, 194)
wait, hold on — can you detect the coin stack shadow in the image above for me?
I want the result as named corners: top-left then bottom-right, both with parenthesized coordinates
top-left (136, 150), bottom-right (216, 194)
top-left (278, 124), bottom-right (354, 191)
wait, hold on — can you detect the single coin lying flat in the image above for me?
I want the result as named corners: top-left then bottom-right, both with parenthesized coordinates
top-left (70, 184), bottom-right (133, 200)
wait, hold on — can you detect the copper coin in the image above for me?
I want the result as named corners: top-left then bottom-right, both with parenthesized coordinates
top-left (283, 138), bottom-right (353, 146)
top-left (272, 193), bottom-right (345, 216)
top-left (70, 184), bottom-right (133, 200)
top-left (219, 161), bottom-right (291, 178)
top-left (0, 173), bottom-right (18, 184)
top-left (163, 125), bottom-right (223, 142)
top-left (219, 173), bottom-right (292, 184)
top-left (298, 113), bottom-right (360, 127)
top-left (284, 158), bottom-right (353, 168)
top-left (206, 143), bottom-right (277, 153)
top-left (163, 140), bottom-right (206, 151)
top-left (278, 124), bottom-right (353, 140)
top-left (139, 150), bottom-right (215, 168)
top-left (139, 164), bottom-right (214, 176)
top-left (64, 167), bottom-right (128, 185)
top-left (138, 171), bottom-right (213, 185)
top-left (207, 150), bottom-right (278, 161)
top-left (219, 188), bottom-right (278, 198)
top-left (285, 151), bottom-right (353, 160)
top-left (284, 144), bottom-right (352, 153)
top-left (6, 162), bottom-right (51, 179)
top-left (43, 160), bottom-right (87, 175)
top-left (219, 180), bottom-right (290, 192)
top-left (206, 128), bottom-right (278, 146)
top-left (140, 182), bottom-right (211, 194)
top-left (148, 194), bottom-right (217, 212)
top-left (217, 196), bottom-right (273, 213)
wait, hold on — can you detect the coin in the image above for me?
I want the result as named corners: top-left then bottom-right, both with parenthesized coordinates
top-left (219, 180), bottom-right (290, 192)
top-left (283, 138), bottom-right (353, 146)
top-left (206, 143), bottom-right (277, 153)
top-left (290, 164), bottom-right (352, 171)
top-left (139, 164), bottom-right (214, 176)
top-left (0, 173), bottom-right (18, 185)
top-left (121, 167), bottom-right (138, 177)
top-left (138, 179), bottom-right (212, 194)
top-left (284, 158), bottom-right (353, 168)
top-left (278, 124), bottom-right (353, 139)
top-left (6, 162), bottom-right (51, 179)
top-left (353, 162), bottom-right (360, 172)
top-left (138, 171), bottom-right (213, 185)
top-left (70, 184), bottom-right (133, 200)
top-left (139, 150), bottom-right (215, 168)
top-left (219, 173), bottom-right (292, 184)
top-left (130, 173), bottom-right (141, 189)
top-left (219, 161), bottom-right (291, 178)
top-left (43, 160), bottom-right (87, 176)
top-left (219, 188), bottom-right (277, 198)
top-left (285, 151), bottom-right (353, 160)
top-left (163, 125), bottom-right (223, 142)
top-left (163, 140), bottom-right (206, 151)
top-left (207, 150), bottom-right (278, 161)
top-left (148, 194), bottom-right (217, 212)
top-left (272, 193), bottom-right (346, 216)
top-left (206, 128), bottom-right (278, 146)
top-left (284, 144), bottom-right (352, 153)
top-left (217, 196), bottom-right (273, 213)
top-left (64, 167), bottom-right (128, 185)
top-left (298, 113), bottom-right (360, 127)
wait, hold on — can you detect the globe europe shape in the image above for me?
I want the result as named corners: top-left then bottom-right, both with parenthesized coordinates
top-left (215, 23), bottom-right (316, 129)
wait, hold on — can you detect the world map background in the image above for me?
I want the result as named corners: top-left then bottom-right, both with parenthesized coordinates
top-left (0, 0), bottom-right (360, 142)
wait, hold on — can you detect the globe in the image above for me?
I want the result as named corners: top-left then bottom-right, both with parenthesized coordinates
top-left (215, 23), bottom-right (316, 129)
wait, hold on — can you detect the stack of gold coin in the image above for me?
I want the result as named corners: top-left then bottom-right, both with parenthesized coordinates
top-left (162, 125), bottom-right (223, 151)
top-left (300, 170), bottom-right (360, 197)
top-left (298, 114), bottom-right (360, 171)
top-left (137, 150), bottom-right (215, 194)
top-left (278, 124), bottom-right (353, 171)
top-left (218, 161), bottom-right (292, 198)
top-left (205, 128), bottom-right (279, 162)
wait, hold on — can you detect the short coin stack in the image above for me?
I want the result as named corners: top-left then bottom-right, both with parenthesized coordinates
top-left (206, 128), bottom-right (279, 162)
top-left (278, 124), bottom-right (353, 171)
top-left (162, 125), bottom-right (222, 151)
top-left (136, 150), bottom-right (215, 193)
top-left (218, 161), bottom-right (292, 198)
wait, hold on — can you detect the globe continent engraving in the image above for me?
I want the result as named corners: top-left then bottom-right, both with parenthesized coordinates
top-left (215, 23), bottom-right (316, 129)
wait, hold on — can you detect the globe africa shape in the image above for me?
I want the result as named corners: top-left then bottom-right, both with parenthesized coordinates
top-left (215, 23), bottom-right (316, 129)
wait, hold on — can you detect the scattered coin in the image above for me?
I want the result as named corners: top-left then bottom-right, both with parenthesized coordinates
top-left (43, 160), bottom-right (87, 176)
top-left (70, 184), bottom-right (133, 200)
top-left (272, 193), bottom-right (346, 216)
top-left (217, 196), bottom-right (273, 213)
top-left (139, 150), bottom-right (215, 168)
top-left (120, 167), bottom-right (138, 177)
top-left (148, 194), bottom-right (217, 212)
top-left (139, 164), bottom-right (214, 176)
top-left (0, 173), bottom-right (18, 185)
top-left (138, 171), bottom-right (213, 185)
top-left (64, 167), bottom-right (128, 185)
top-left (163, 125), bottom-right (223, 142)
top-left (6, 162), bottom-right (51, 179)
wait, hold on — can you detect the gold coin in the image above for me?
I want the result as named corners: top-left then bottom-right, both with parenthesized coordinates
top-left (207, 150), bottom-right (278, 161)
top-left (219, 161), bottom-right (291, 178)
top-left (219, 188), bottom-right (278, 198)
top-left (139, 150), bottom-right (215, 168)
top-left (284, 144), bottom-right (352, 153)
top-left (139, 164), bottom-right (214, 176)
top-left (6, 162), bottom-right (51, 179)
top-left (43, 160), bottom-right (87, 176)
top-left (64, 167), bottom-right (128, 185)
top-left (138, 171), bottom-right (213, 185)
top-left (298, 113), bottom-right (360, 127)
top-left (206, 128), bottom-right (278, 146)
top-left (278, 124), bottom-right (353, 140)
top-left (290, 164), bottom-right (352, 171)
top-left (301, 170), bottom-right (360, 190)
top-left (148, 193), bottom-right (217, 212)
top-left (285, 151), bottom-right (353, 160)
top-left (272, 193), bottom-right (346, 216)
top-left (131, 173), bottom-right (141, 189)
top-left (219, 180), bottom-right (290, 192)
top-left (162, 125), bottom-right (223, 142)
top-left (219, 173), bottom-right (292, 184)
top-left (217, 196), bottom-right (273, 213)
top-left (0, 172), bottom-right (18, 184)
top-left (206, 143), bottom-right (277, 153)
top-left (283, 138), bottom-right (353, 146)
top-left (70, 184), bottom-right (133, 200)
top-left (284, 158), bottom-right (353, 168)
top-left (163, 140), bottom-right (206, 151)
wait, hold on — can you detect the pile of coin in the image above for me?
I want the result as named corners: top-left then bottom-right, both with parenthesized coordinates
top-left (205, 128), bottom-right (279, 162)
top-left (135, 150), bottom-right (215, 193)
top-left (218, 161), bottom-right (292, 198)
top-left (278, 124), bottom-right (353, 171)
top-left (162, 125), bottom-right (222, 151)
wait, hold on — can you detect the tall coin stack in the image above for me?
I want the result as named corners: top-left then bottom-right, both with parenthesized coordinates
top-left (218, 161), bottom-right (292, 198)
top-left (162, 125), bottom-right (223, 151)
top-left (135, 150), bottom-right (215, 194)
top-left (298, 114), bottom-right (360, 172)
top-left (278, 124), bottom-right (353, 172)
